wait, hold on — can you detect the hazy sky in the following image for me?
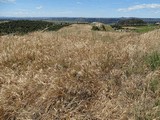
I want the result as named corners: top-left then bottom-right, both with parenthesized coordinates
top-left (0, 0), bottom-right (160, 18)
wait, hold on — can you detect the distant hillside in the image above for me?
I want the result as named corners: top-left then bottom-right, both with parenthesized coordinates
top-left (1, 17), bottom-right (160, 24)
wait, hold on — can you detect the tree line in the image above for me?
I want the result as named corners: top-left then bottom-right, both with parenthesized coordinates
top-left (111, 18), bottom-right (147, 30)
top-left (0, 20), bottom-right (70, 35)
top-left (117, 18), bottom-right (147, 26)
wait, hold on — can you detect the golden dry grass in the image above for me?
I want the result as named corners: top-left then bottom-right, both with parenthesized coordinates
top-left (0, 24), bottom-right (160, 120)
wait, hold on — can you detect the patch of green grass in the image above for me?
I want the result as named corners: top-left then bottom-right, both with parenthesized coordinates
top-left (146, 51), bottom-right (160, 70)
top-left (135, 25), bottom-right (159, 33)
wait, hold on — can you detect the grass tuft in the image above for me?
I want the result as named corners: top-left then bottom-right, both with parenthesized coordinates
top-left (146, 51), bottom-right (160, 70)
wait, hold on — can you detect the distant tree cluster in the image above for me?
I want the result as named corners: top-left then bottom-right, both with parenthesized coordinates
top-left (0, 20), bottom-right (70, 35)
top-left (110, 24), bottom-right (122, 30)
top-left (117, 18), bottom-right (146, 26)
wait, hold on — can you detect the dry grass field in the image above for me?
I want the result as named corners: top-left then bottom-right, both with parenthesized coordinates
top-left (0, 24), bottom-right (160, 120)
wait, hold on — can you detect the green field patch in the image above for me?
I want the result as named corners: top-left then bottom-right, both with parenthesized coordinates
top-left (134, 25), bottom-right (159, 33)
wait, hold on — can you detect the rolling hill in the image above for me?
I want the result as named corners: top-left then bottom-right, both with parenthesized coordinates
top-left (0, 24), bottom-right (160, 120)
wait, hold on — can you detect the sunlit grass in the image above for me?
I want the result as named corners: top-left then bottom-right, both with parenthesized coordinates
top-left (0, 24), bottom-right (160, 119)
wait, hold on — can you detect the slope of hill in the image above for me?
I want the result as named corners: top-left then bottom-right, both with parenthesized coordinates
top-left (0, 24), bottom-right (160, 120)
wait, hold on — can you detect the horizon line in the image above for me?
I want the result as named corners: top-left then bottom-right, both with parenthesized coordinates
top-left (0, 16), bottom-right (160, 19)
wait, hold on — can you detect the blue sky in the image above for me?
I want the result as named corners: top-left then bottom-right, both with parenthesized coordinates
top-left (0, 0), bottom-right (160, 18)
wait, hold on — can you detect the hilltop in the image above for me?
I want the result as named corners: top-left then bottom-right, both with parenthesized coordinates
top-left (0, 24), bottom-right (160, 119)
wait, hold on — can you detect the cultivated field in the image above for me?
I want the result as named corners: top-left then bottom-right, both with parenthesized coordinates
top-left (0, 24), bottom-right (160, 120)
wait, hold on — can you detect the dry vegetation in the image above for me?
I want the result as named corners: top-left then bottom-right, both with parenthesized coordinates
top-left (0, 24), bottom-right (160, 120)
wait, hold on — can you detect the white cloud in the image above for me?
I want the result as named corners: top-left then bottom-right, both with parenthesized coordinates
top-left (118, 4), bottom-right (160, 12)
top-left (0, 0), bottom-right (16, 3)
top-left (36, 6), bottom-right (43, 10)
